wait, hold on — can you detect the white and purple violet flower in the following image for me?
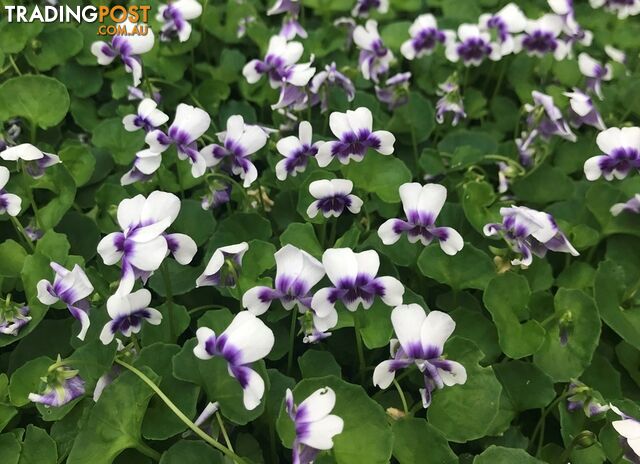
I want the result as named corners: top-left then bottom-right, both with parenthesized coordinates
top-left (435, 75), bottom-right (466, 126)
top-left (401, 14), bottom-right (451, 60)
top-left (157, 0), bottom-right (202, 42)
top-left (610, 404), bottom-right (640, 463)
top-left (373, 305), bottom-right (467, 408)
top-left (478, 3), bottom-right (527, 56)
top-left (37, 263), bottom-right (93, 340)
top-left (310, 248), bottom-right (404, 330)
top-left (90, 21), bottom-right (155, 87)
top-left (194, 311), bottom-right (275, 410)
top-left (285, 387), bottom-right (344, 464)
top-left (275, 121), bottom-right (321, 180)
top-left (316, 107), bottom-right (394, 167)
top-left (353, 20), bottom-right (394, 83)
top-left (590, 0), bottom-right (640, 19)
top-left (584, 127), bottom-right (640, 181)
top-left (196, 242), bottom-right (249, 288)
top-left (200, 115), bottom-right (268, 187)
top-left (515, 14), bottom-right (568, 60)
top-left (0, 166), bottom-right (21, 217)
top-left (28, 358), bottom-right (85, 408)
top-left (309, 63), bottom-right (355, 113)
top-left (122, 98), bottom-right (169, 133)
top-left (97, 191), bottom-right (196, 295)
top-left (1, 143), bottom-right (60, 178)
top-left (375, 72), bottom-right (411, 111)
top-left (100, 289), bottom-right (162, 345)
top-left (578, 52), bottom-right (613, 100)
top-left (564, 88), bottom-right (606, 130)
top-left (0, 304), bottom-right (31, 336)
top-left (484, 206), bottom-right (579, 267)
top-left (611, 194), bottom-right (640, 216)
top-left (307, 179), bottom-right (363, 219)
top-left (445, 24), bottom-right (501, 67)
top-left (267, 0), bottom-right (307, 40)
top-left (378, 183), bottom-right (464, 255)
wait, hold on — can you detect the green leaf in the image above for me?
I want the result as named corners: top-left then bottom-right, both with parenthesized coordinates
top-left (533, 289), bottom-right (601, 381)
top-left (277, 375), bottom-right (393, 464)
top-left (173, 200), bottom-right (216, 247)
top-left (494, 361), bottom-right (555, 411)
top-left (482, 273), bottom-right (545, 359)
top-left (18, 425), bottom-right (57, 464)
top-left (0, 432), bottom-right (21, 464)
top-left (474, 445), bottom-right (544, 463)
top-left (241, 240), bottom-right (277, 279)
top-left (392, 418), bottom-right (457, 464)
top-left (586, 183), bottom-right (640, 237)
top-left (358, 301), bottom-right (393, 349)
top-left (210, 213), bottom-right (272, 249)
top-left (512, 165), bottom-right (574, 203)
top-left (141, 303), bottom-right (190, 346)
top-left (342, 154), bottom-right (412, 203)
top-left (57, 142), bottom-right (96, 187)
top-left (31, 165), bottom-right (77, 230)
top-left (159, 441), bottom-right (223, 464)
top-left (136, 344), bottom-right (199, 441)
top-left (24, 25), bottom-right (83, 71)
top-left (438, 129), bottom-right (498, 155)
top-left (67, 368), bottom-right (160, 464)
top-left (9, 356), bottom-right (53, 407)
top-left (594, 260), bottom-right (640, 350)
top-left (55, 61), bottom-right (103, 98)
top-left (148, 260), bottom-right (200, 297)
top-left (387, 92), bottom-right (435, 143)
top-left (280, 222), bottom-right (323, 258)
top-left (428, 338), bottom-right (502, 442)
top-left (55, 212), bottom-right (100, 262)
top-left (418, 243), bottom-right (495, 291)
top-left (0, 240), bottom-right (28, 278)
top-left (91, 118), bottom-right (145, 166)
top-left (298, 350), bottom-right (342, 379)
top-left (0, 21), bottom-right (43, 54)
top-left (0, 75), bottom-right (69, 129)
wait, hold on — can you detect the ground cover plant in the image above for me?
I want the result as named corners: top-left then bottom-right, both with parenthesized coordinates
top-left (0, 0), bottom-right (639, 463)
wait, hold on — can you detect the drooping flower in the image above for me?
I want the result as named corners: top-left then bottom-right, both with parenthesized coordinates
top-left (193, 401), bottom-right (221, 429)
top-left (128, 85), bottom-right (161, 103)
top-left (435, 75), bottom-right (466, 126)
top-left (353, 20), bottom-right (394, 83)
top-left (0, 143), bottom-right (60, 178)
top-left (578, 53), bottom-right (613, 100)
top-left (136, 103), bottom-right (211, 179)
top-left (122, 98), bottom-right (169, 133)
top-left (611, 194), bottom-right (640, 216)
top-left (267, 0), bottom-right (306, 39)
top-left (590, 0), bottom-right (640, 19)
top-left (378, 183), bottom-right (464, 255)
top-left (0, 166), bottom-right (21, 217)
top-left (548, 0), bottom-right (593, 54)
top-left (400, 14), bottom-right (450, 60)
top-left (310, 248), bottom-right (404, 329)
top-left (36, 263), bottom-right (93, 340)
top-left (309, 63), bottom-right (356, 113)
top-left (157, 0), bottom-right (203, 42)
top-left (352, 0), bottom-right (388, 18)
top-left (564, 88), bottom-right (606, 130)
top-left (201, 182), bottom-right (232, 210)
top-left (566, 380), bottom-right (610, 417)
top-left (316, 107), bottom-right (395, 167)
top-left (484, 206), bottom-right (579, 266)
top-left (99, 289), bottom-right (162, 345)
top-left (478, 3), bottom-right (527, 56)
top-left (373, 305), bottom-right (467, 408)
top-left (307, 179), bottom-right (363, 219)
top-left (605, 44), bottom-right (627, 65)
top-left (375, 72), bottom-right (411, 110)
top-left (90, 21), bottom-right (155, 86)
top-left (200, 115), bottom-right (268, 187)
top-left (445, 24), bottom-right (501, 66)
top-left (0, 304), bottom-right (31, 336)
top-left (285, 387), bottom-right (344, 464)
top-left (28, 358), bottom-right (85, 408)
top-left (515, 14), bottom-right (568, 60)
top-left (243, 244), bottom-right (326, 321)
top-left (194, 311), bottom-right (275, 410)
top-left (243, 35), bottom-right (314, 89)
top-left (275, 121), bottom-right (321, 180)
top-left (610, 404), bottom-right (640, 462)
top-left (237, 16), bottom-right (256, 39)
top-left (97, 191), bottom-right (196, 295)
top-left (196, 242), bottom-right (249, 288)
top-left (584, 127), bottom-right (640, 181)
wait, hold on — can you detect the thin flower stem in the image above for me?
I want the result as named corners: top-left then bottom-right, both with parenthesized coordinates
top-left (530, 392), bottom-right (567, 456)
top-left (115, 359), bottom-right (247, 464)
top-left (353, 312), bottom-right (366, 383)
top-left (134, 441), bottom-right (161, 461)
top-left (8, 55), bottom-right (21, 76)
top-left (188, 304), bottom-right (228, 315)
top-left (254, 177), bottom-right (266, 212)
top-left (9, 216), bottom-right (35, 252)
top-left (393, 379), bottom-right (409, 414)
top-left (328, 219), bottom-right (337, 247)
top-left (215, 411), bottom-right (234, 452)
top-left (160, 263), bottom-right (176, 341)
top-left (410, 125), bottom-right (420, 173)
top-left (286, 310), bottom-right (297, 375)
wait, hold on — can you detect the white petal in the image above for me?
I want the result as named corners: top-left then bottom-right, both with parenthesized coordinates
top-left (3, 193), bottom-right (22, 217)
top-left (99, 321), bottom-right (116, 345)
top-left (239, 367), bottom-right (265, 410)
top-left (418, 183), bottom-right (447, 219)
top-left (309, 179), bottom-right (335, 199)
top-left (620, 127), bottom-right (640, 149)
top-left (0, 166), bottom-right (8, 189)
top-left (122, 114), bottom-right (140, 132)
top-left (300, 415), bottom-right (344, 450)
top-left (276, 135), bottom-right (303, 158)
top-left (420, 310), bottom-right (455, 350)
top-left (97, 233), bottom-right (124, 265)
top-left (166, 233), bottom-right (197, 264)
top-left (90, 41), bottom-right (116, 65)
top-left (172, 103), bottom-right (211, 141)
top-left (311, 287), bottom-right (337, 318)
top-left (223, 311), bottom-right (275, 364)
top-left (36, 280), bottom-right (58, 305)
top-left (0, 143), bottom-right (43, 161)
top-left (377, 276), bottom-right (404, 307)
top-left (583, 156), bottom-right (604, 181)
top-left (141, 191), bottom-right (181, 228)
top-left (135, 152), bottom-right (162, 175)
top-left (306, 201), bottom-right (320, 219)
top-left (578, 53), bottom-right (600, 78)
top-left (330, 179), bottom-right (354, 196)
top-left (316, 142), bottom-right (336, 167)
top-left (355, 249), bottom-right (380, 277)
top-left (174, 0), bottom-right (203, 20)
top-left (612, 419), bottom-right (640, 440)
top-left (439, 360), bottom-right (467, 386)
top-left (298, 120), bottom-right (313, 145)
top-left (194, 327), bottom-right (216, 360)
top-left (392, 304), bottom-right (427, 351)
top-left (373, 130), bottom-right (395, 155)
top-left (117, 195), bottom-right (145, 230)
top-left (346, 194), bottom-right (363, 214)
top-left (373, 360), bottom-right (397, 389)
top-left (237, 125), bottom-right (268, 155)
top-left (128, 236), bottom-right (169, 271)
top-left (438, 228), bottom-right (464, 255)
top-left (313, 306), bottom-right (338, 332)
top-left (242, 286), bottom-right (273, 316)
top-left (298, 387), bottom-right (336, 422)
top-left (378, 219), bottom-right (402, 245)
top-left (322, 248), bottom-right (358, 284)
top-left (243, 60), bottom-right (263, 84)
top-left (329, 111), bottom-right (351, 139)
top-left (241, 161), bottom-right (258, 188)
top-left (399, 182), bottom-right (423, 217)
top-left (346, 107), bottom-right (373, 133)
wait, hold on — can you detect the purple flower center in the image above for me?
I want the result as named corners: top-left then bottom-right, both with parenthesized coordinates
top-left (316, 194), bottom-right (352, 215)
top-left (456, 37), bottom-right (492, 62)
top-left (412, 28), bottom-right (446, 52)
top-left (331, 129), bottom-right (381, 161)
top-left (522, 31), bottom-right (558, 54)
